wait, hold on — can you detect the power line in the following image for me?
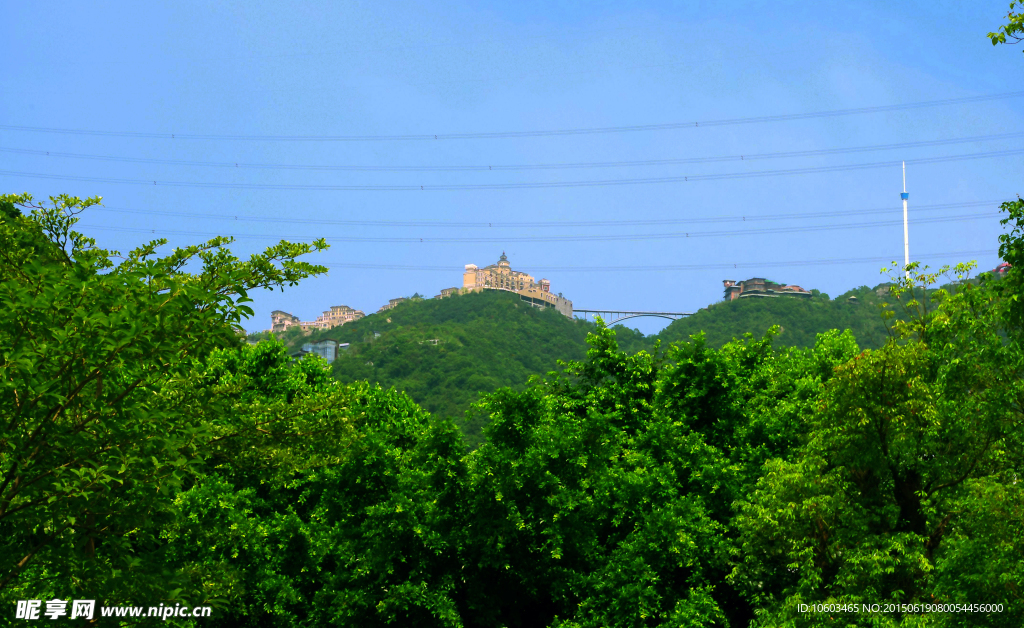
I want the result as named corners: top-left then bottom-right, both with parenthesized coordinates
top-left (315, 249), bottom-right (996, 272)
top-left (2, 91), bottom-right (1022, 141)
top-left (3, 149), bottom-right (1022, 191)
top-left (90, 199), bottom-right (1004, 229)
top-left (4, 131), bottom-right (1022, 172)
top-left (79, 211), bottom-right (998, 243)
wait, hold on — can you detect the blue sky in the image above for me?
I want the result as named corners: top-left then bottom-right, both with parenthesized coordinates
top-left (2, 0), bottom-right (1021, 334)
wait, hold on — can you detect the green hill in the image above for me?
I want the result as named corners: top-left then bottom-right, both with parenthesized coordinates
top-left (273, 291), bottom-right (646, 447)
top-left (248, 281), bottom-right (924, 447)
top-left (656, 283), bottom-right (901, 349)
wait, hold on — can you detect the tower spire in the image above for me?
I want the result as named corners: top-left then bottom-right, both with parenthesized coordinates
top-left (901, 161), bottom-right (910, 280)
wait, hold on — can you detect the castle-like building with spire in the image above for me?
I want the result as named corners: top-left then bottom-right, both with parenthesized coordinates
top-left (459, 252), bottom-right (573, 318)
top-left (267, 254), bottom-right (571, 333)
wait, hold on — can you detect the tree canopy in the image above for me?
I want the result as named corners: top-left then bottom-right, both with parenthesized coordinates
top-left (0, 193), bottom-right (329, 608)
top-left (3, 188), bottom-right (1022, 625)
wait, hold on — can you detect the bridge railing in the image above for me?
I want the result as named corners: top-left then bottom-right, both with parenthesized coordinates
top-left (574, 310), bottom-right (692, 325)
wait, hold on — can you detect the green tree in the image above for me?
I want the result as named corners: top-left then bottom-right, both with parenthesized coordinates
top-left (0, 193), bottom-right (327, 607)
top-left (996, 197), bottom-right (1024, 335)
top-left (732, 262), bottom-right (1024, 627)
top-left (462, 327), bottom-right (732, 627)
top-left (989, 1), bottom-right (1024, 52)
top-left (457, 323), bottom-right (855, 627)
top-left (163, 340), bottom-right (469, 627)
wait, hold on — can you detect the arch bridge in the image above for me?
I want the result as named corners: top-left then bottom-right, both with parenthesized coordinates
top-left (574, 309), bottom-right (692, 325)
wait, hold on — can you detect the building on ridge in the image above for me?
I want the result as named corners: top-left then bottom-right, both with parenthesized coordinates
top-left (377, 297), bottom-right (408, 313)
top-left (722, 278), bottom-right (812, 301)
top-left (270, 305), bottom-right (365, 333)
top-left (991, 262), bottom-right (1012, 276)
top-left (271, 310), bottom-right (302, 333)
top-left (316, 305), bottom-right (364, 329)
top-left (461, 252), bottom-right (572, 318)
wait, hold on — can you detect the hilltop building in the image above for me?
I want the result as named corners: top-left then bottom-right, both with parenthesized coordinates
top-left (460, 252), bottom-right (573, 318)
top-left (991, 262), bottom-right (1012, 276)
top-left (723, 278), bottom-right (812, 301)
top-left (377, 297), bottom-right (408, 313)
top-left (270, 305), bottom-right (365, 333)
top-left (317, 305), bottom-right (364, 329)
top-left (270, 310), bottom-right (301, 332)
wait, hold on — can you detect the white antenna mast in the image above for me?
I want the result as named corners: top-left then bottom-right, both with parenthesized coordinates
top-left (901, 161), bottom-right (910, 280)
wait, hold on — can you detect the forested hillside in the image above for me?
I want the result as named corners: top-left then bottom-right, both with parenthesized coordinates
top-left (256, 281), bottom-right (938, 447)
top-left (657, 284), bottom-right (900, 349)
top-left (292, 290), bottom-right (645, 446)
top-left (330, 292), bottom-right (590, 440)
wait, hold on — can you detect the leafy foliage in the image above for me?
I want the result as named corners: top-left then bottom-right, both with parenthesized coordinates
top-left (455, 321), bottom-right (862, 628)
top-left (0, 193), bottom-right (327, 607)
top-left (996, 197), bottom-right (1024, 335)
top-left (989, 1), bottom-right (1024, 52)
top-left (732, 262), bottom-right (1024, 627)
top-left (6, 186), bottom-right (1024, 628)
top-left (163, 341), bottom-right (468, 627)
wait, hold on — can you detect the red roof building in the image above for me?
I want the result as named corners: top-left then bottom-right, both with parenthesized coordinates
top-left (991, 262), bottom-right (1012, 276)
